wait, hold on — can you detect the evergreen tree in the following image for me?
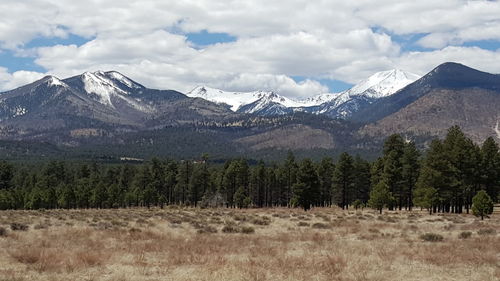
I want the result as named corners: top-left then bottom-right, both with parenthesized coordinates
top-left (189, 163), bottom-right (210, 206)
top-left (413, 185), bottom-right (438, 214)
top-left (292, 158), bottom-right (319, 211)
top-left (352, 155), bottom-right (371, 204)
top-left (175, 160), bottom-right (192, 204)
top-left (480, 137), bottom-right (500, 202)
top-left (317, 157), bottom-right (334, 206)
top-left (332, 152), bottom-right (354, 209)
top-left (472, 190), bottom-right (494, 220)
top-left (381, 134), bottom-right (406, 210)
top-left (368, 180), bottom-right (394, 214)
top-left (250, 160), bottom-right (267, 208)
top-left (402, 141), bottom-right (420, 210)
top-left (0, 161), bottom-right (14, 190)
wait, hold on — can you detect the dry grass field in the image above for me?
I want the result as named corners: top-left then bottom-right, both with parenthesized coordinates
top-left (0, 207), bottom-right (498, 281)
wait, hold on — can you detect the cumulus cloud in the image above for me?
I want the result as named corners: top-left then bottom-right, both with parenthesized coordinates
top-left (0, 0), bottom-right (500, 97)
top-left (0, 67), bottom-right (45, 91)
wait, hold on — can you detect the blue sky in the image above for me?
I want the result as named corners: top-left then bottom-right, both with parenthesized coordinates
top-left (1, 1), bottom-right (500, 97)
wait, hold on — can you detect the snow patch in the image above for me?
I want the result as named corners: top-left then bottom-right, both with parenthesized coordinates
top-left (45, 76), bottom-right (66, 88)
top-left (495, 120), bottom-right (500, 139)
top-left (82, 72), bottom-right (127, 107)
top-left (187, 86), bottom-right (322, 112)
top-left (106, 71), bottom-right (143, 89)
top-left (13, 107), bottom-right (27, 117)
top-left (345, 69), bottom-right (420, 98)
top-left (81, 71), bottom-right (154, 113)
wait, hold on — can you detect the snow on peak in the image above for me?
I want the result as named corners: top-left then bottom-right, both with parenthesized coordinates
top-left (105, 71), bottom-right (143, 89)
top-left (346, 69), bottom-right (420, 98)
top-left (43, 76), bottom-right (66, 88)
top-left (303, 93), bottom-right (337, 106)
top-left (187, 86), bottom-right (272, 111)
top-left (82, 71), bottom-right (128, 106)
top-left (187, 86), bottom-right (312, 111)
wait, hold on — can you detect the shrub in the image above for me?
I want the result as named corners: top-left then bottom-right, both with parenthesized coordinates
top-left (251, 216), bottom-right (271, 226)
top-left (0, 226), bottom-right (7, 237)
top-left (233, 214), bottom-right (248, 221)
top-left (420, 233), bottom-right (444, 242)
top-left (10, 223), bottom-right (29, 231)
top-left (312, 223), bottom-right (331, 229)
top-left (34, 223), bottom-right (50, 230)
top-left (222, 224), bottom-right (239, 233)
top-left (240, 226), bottom-right (255, 234)
top-left (477, 228), bottom-right (496, 236)
top-left (297, 221), bottom-right (310, 227)
top-left (458, 231), bottom-right (472, 239)
top-left (197, 225), bottom-right (218, 234)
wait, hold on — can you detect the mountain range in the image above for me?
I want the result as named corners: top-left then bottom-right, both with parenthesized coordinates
top-left (186, 69), bottom-right (420, 118)
top-left (0, 62), bottom-right (499, 160)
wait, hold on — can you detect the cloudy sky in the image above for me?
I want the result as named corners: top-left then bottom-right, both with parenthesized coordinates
top-left (1, 0), bottom-right (500, 98)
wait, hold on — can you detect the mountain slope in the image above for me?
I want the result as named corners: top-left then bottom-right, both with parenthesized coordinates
top-left (187, 69), bottom-right (420, 118)
top-left (0, 71), bottom-right (236, 141)
top-left (359, 63), bottom-right (500, 142)
top-left (351, 62), bottom-right (500, 123)
top-left (186, 86), bottom-right (314, 114)
top-left (310, 69), bottom-right (420, 119)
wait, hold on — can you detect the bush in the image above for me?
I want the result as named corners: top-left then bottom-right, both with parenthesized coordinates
top-left (297, 221), bottom-right (310, 227)
top-left (222, 224), bottom-right (239, 233)
top-left (251, 216), bottom-right (271, 226)
top-left (312, 222), bottom-right (331, 229)
top-left (477, 228), bottom-right (496, 236)
top-left (458, 231), bottom-right (472, 239)
top-left (10, 223), bottom-right (29, 231)
top-left (0, 226), bottom-right (7, 237)
top-left (197, 225), bottom-right (218, 234)
top-left (233, 214), bottom-right (248, 221)
top-left (240, 226), bottom-right (255, 234)
top-left (420, 233), bottom-right (443, 242)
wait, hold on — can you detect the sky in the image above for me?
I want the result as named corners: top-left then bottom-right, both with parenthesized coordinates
top-left (1, 0), bottom-right (500, 99)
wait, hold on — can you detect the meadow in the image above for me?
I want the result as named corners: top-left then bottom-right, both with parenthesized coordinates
top-left (0, 207), bottom-right (498, 281)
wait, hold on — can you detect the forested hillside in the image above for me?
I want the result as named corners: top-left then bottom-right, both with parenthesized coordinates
top-left (0, 126), bottom-right (498, 214)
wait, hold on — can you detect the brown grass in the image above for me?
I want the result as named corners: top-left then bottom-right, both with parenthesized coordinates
top-left (0, 207), bottom-right (498, 281)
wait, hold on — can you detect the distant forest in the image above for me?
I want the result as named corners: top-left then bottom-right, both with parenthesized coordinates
top-left (0, 126), bottom-right (498, 215)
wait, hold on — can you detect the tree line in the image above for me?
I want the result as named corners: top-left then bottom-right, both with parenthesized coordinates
top-left (0, 126), bottom-right (498, 216)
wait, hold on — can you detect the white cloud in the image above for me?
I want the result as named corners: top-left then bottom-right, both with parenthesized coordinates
top-left (0, 67), bottom-right (45, 91)
top-left (396, 46), bottom-right (500, 76)
top-left (0, 0), bottom-right (500, 97)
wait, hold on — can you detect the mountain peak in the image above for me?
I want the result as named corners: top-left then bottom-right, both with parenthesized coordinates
top-left (419, 62), bottom-right (500, 91)
top-left (41, 75), bottom-right (67, 88)
top-left (346, 69), bottom-right (420, 98)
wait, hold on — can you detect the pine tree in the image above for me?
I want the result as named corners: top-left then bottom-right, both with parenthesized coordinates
top-left (317, 157), bottom-right (334, 206)
top-left (189, 163), bottom-right (210, 206)
top-left (480, 137), bottom-right (500, 202)
top-left (0, 161), bottom-right (14, 190)
top-left (250, 160), bottom-right (267, 207)
top-left (375, 134), bottom-right (407, 210)
top-left (368, 180), bottom-right (393, 214)
top-left (353, 155), bottom-right (371, 204)
top-left (281, 151), bottom-right (298, 206)
top-left (413, 184), bottom-right (438, 215)
top-left (332, 152), bottom-right (354, 209)
top-left (472, 190), bottom-right (494, 220)
top-left (175, 160), bottom-right (192, 204)
top-left (402, 141), bottom-right (420, 210)
top-left (292, 159), bottom-right (319, 211)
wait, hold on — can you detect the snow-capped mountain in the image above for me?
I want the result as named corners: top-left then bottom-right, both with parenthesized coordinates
top-left (186, 86), bottom-right (312, 111)
top-left (0, 71), bottom-right (230, 136)
top-left (307, 69), bottom-right (420, 119)
top-left (186, 86), bottom-right (320, 115)
top-left (187, 69), bottom-right (420, 118)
